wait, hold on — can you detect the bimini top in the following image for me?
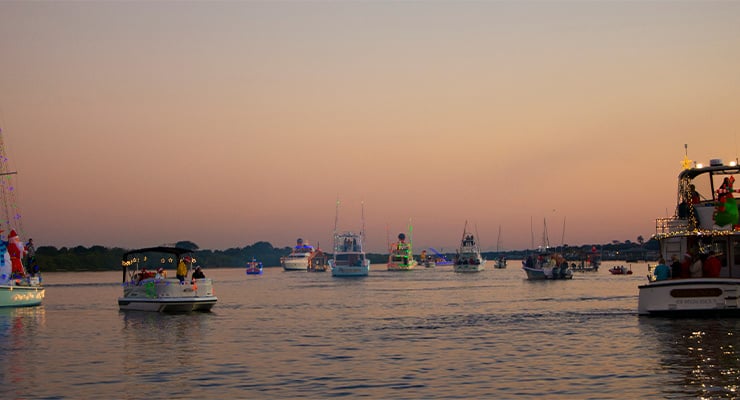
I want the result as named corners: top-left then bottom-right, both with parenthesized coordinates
top-left (678, 163), bottom-right (740, 180)
top-left (122, 246), bottom-right (194, 260)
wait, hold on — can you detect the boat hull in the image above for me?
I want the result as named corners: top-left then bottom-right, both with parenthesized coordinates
top-left (0, 283), bottom-right (45, 307)
top-left (522, 266), bottom-right (573, 280)
top-left (638, 278), bottom-right (740, 316)
top-left (118, 278), bottom-right (217, 312)
top-left (330, 260), bottom-right (370, 277)
top-left (282, 258), bottom-right (309, 271)
top-left (246, 269), bottom-right (262, 275)
top-left (454, 261), bottom-right (486, 273)
top-left (388, 260), bottom-right (417, 271)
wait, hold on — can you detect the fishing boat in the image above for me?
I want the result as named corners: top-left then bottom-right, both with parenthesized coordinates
top-left (118, 246), bottom-right (217, 312)
top-left (453, 221), bottom-right (486, 273)
top-left (609, 265), bottom-right (632, 275)
top-left (245, 258), bottom-right (263, 275)
top-left (638, 153), bottom-right (740, 316)
top-left (281, 238), bottom-right (315, 271)
top-left (330, 202), bottom-right (370, 277)
top-left (388, 232), bottom-right (417, 271)
top-left (521, 253), bottom-right (573, 280)
top-left (0, 130), bottom-right (44, 308)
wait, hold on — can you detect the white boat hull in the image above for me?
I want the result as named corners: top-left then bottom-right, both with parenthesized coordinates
top-left (282, 258), bottom-right (309, 271)
top-left (638, 278), bottom-right (740, 316)
top-left (330, 260), bottom-right (370, 277)
top-left (0, 282), bottom-right (45, 307)
top-left (118, 278), bottom-right (217, 312)
top-left (454, 261), bottom-right (486, 273)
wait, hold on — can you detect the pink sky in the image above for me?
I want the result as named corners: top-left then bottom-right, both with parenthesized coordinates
top-left (1, 1), bottom-right (739, 253)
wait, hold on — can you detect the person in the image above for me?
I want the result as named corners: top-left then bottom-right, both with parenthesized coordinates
top-left (680, 253), bottom-right (692, 278)
top-left (155, 267), bottom-right (167, 280)
top-left (669, 255), bottom-right (681, 279)
top-left (176, 259), bottom-right (188, 283)
top-left (653, 258), bottom-right (671, 281)
top-left (703, 251), bottom-right (722, 278)
top-left (192, 266), bottom-right (205, 280)
top-left (689, 254), bottom-right (704, 278)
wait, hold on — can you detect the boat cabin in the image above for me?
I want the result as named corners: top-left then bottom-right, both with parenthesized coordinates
top-left (657, 159), bottom-right (740, 277)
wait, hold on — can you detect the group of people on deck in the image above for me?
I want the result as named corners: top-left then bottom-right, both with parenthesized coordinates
top-left (652, 251), bottom-right (722, 281)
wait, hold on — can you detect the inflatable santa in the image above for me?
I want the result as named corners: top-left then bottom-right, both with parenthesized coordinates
top-left (7, 230), bottom-right (26, 276)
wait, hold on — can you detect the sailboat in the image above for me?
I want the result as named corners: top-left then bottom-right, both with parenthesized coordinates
top-left (494, 225), bottom-right (507, 269)
top-left (0, 129), bottom-right (44, 307)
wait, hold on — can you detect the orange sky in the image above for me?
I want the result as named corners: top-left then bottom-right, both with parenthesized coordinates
top-left (1, 1), bottom-right (739, 253)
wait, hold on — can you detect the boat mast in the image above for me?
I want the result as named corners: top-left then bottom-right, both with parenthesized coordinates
top-left (333, 199), bottom-right (340, 251)
top-left (361, 201), bottom-right (366, 247)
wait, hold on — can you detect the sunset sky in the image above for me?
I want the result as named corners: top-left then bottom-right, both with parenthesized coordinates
top-left (1, 1), bottom-right (739, 253)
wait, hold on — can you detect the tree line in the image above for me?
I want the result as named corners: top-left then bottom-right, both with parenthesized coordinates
top-left (32, 237), bottom-right (659, 272)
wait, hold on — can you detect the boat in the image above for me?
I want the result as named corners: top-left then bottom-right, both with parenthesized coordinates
top-left (494, 226), bottom-right (507, 268)
top-left (330, 202), bottom-right (370, 277)
top-left (0, 129), bottom-right (44, 308)
top-left (453, 221), bottom-right (486, 273)
top-left (307, 246), bottom-right (329, 272)
top-left (521, 253), bottom-right (573, 280)
top-left (118, 246), bottom-right (217, 312)
top-left (428, 248), bottom-right (453, 266)
top-left (420, 250), bottom-right (435, 268)
top-left (609, 265), bottom-right (632, 275)
top-left (388, 232), bottom-right (417, 271)
top-left (281, 238), bottom-right (315, 271)
top-left (245, 258), bottom-right (263, 275)
top-left (638, 153), bottom-right (740, 316)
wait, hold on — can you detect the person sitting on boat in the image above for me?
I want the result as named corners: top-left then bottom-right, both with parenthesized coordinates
top-left (653, 258), bottom-right (671, 281)
top-left (155, 267), bottom-right (167, 280)
top-left (192, 266), bottom-right (205, 280)
top-left (176, 259), bottom-right (188, 283)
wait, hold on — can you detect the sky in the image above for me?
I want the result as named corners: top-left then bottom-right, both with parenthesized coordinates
top-left (0, 1), bottom-right (739, 253)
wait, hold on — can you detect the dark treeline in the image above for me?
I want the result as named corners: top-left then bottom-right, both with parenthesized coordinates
top-left (33, 238), bottom-right (659, 272)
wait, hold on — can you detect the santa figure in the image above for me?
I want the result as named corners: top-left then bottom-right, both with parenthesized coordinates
top-left (7, 230), bottom-right (26, 276)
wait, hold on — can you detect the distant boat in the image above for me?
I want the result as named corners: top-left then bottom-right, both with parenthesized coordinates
top-left (609, 265), bottom-right (632, 275)
top-left (521, 253), bottom-right (573, 280)
top-left (281, 238), bottom-right (315, 271)
top-left (428, 248), bottom-right (453, 266)
top-left (330, 202), bottom-right (370, 277)
top-left (308, 247), bottom-right (329, 272)
top-left (494, 225), bottom-right (507, 269)
top-left (453, 221), bottom-right (486, 273)
top-left (0, 130), bottom-right (44, 308)
top-left (118, 247), bottom-right (217, 312)
top-left (246, 258), bottom-right (263, 275)
top-left (388, 232), bottom-right (417, 271)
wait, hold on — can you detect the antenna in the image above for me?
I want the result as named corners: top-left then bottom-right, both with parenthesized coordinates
top-left (361, 201), bottom-right (366, 245)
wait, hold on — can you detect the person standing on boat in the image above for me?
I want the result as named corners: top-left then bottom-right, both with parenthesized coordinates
top-left (669, 255), bottom-right (681, 279)
top-left (653, 258), bottom-right (671, 281)
top-left (192, 266), bottom-right (205, 280)
top-left (689, 254), bottom-right (705, 278)
top-left (176, 258), bottom-right (188, 283)
top-left (703, 251), bottom-right (722, 278)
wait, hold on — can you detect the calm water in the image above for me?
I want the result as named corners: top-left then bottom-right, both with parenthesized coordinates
top-left (1, 261), bottom-right (739, 399)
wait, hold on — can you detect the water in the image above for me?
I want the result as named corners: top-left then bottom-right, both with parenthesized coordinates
top-left (1, 261), bottom-right (738, 399)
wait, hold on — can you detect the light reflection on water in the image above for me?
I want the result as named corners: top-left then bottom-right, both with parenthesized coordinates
top-left (0, 262), bottom-right (737, 398)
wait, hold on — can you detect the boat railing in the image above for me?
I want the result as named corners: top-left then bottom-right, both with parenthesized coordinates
top-left (655, 217), bottom-right (689, 235)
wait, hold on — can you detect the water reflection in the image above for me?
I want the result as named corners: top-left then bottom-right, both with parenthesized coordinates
top-left (0, 307), bottom-right (47, 390)
top-left (639, 317), bottom-right (740, 398)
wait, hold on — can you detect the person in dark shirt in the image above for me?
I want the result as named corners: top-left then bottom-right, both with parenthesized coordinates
top-left (669, 255), bottom-right (681, 279)
top-left (191, 266), bottom-right (206, 280)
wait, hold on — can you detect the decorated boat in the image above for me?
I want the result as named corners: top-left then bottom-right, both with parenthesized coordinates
top-left (245, 258), bottom-right (263, 275)
top-left (428, 248), bottom-right (453, 266)
top-left (0, 130), bottom-right (44, 308)
top-left (388, 231), bottom-right (417, 271)
top-left (420, 250), bottom-right (435, 268)
top-left (638, 152), bottom-right (740, 316)
top-left (308, 247), bottom-right (329, 272)
top-left (494, 257), bottom-right (507, 269)
top-left (329, 201), bottom-right (370, 277)
top-left (521, 253), bottom-right (573, 280)
top-left (118, 247), bottom-right (217, 312)
top-left (281, 238), bottom-right (315, 271)
top-left (454, 221), bottom-right (486, 273)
